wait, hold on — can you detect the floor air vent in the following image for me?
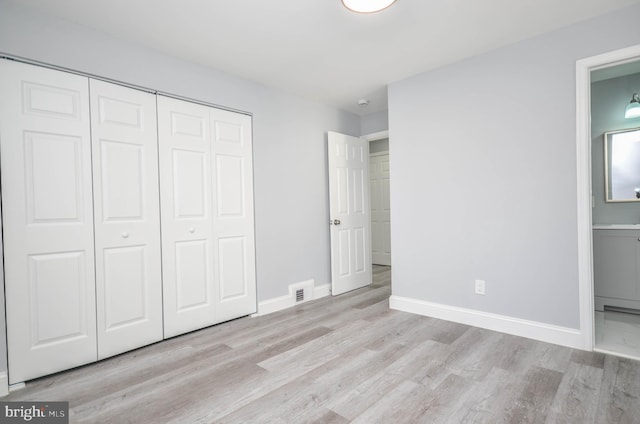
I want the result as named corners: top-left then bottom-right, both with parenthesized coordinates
top-left (290, 279), bottom-right (314, 305)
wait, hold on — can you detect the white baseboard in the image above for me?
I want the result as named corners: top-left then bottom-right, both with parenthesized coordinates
top-left (314, 283), bottom-right (331, 299)
top-left (389, 295), bottom-right (584, 349)
top-left (254, 293), bottom-right (291, 317)
top-left (253, 280), bottom-right (331, 317)
top-left (0, 372), bottom-right (8, 397)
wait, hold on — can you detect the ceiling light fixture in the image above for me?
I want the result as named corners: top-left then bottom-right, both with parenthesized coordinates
top-left (342, 0), bottom-right (397, 13)
top-left (625, 93), bottom-right (640, 119)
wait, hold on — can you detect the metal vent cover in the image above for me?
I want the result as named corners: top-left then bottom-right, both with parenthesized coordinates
top-left (296, 289), bottom-right (304, 302)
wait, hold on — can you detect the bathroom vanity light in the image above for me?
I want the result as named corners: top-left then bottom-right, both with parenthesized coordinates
top-left (625, 93), bottom-right (640, 119)
top-left (341, 0), bottom-right (396, 13)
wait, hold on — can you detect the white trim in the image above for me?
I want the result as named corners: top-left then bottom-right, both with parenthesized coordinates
top-left (390, 295), bottom-right (583, 349)
top-left (369, 151), bottom-right (389, 157)
top-left (9, 382), bottom-right (25, 393)
top-left (576, 44), bottom-right (640, 352)
top-left (0, 372), bottom-right (7, 397)
top-left (253, 280), bottom-right (331, 317)
top-left (576, 55), bottom-right (595, 351)
top-left (254, 292), bottom-right (292, 316)
top-left (362, 130), bottom-right (389, 141)
top-left (314, 283), bottom-right (331, 298)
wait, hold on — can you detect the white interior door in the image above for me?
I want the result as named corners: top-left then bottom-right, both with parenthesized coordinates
top-left (158, 95), bottom-right (216, 338)
top-left (370, 153), bottom-right (391, 266)
top-left (328, 131), bottom-right (372, 295)
top-left (90, 79), bottom-right (163, 359)
top-left (211, 108), bottom-right (257, 321)
top-left (0, 60), bottom-right (97, 383)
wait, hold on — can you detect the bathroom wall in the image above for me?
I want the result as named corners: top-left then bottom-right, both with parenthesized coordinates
top-left (591, 72), bottom-right (640, 224)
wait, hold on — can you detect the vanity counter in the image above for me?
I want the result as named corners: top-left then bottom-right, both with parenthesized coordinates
top-left (593, 224), bottom-right (640, 230)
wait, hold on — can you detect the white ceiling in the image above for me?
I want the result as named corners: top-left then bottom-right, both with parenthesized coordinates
top-left (9, 0), bottom-right (640, 115)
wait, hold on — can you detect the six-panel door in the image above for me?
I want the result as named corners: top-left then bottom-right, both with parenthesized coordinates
top-left (90, 80), bottom-right (164, 359)
top-left (328, 132), bottom-right (372, 296)
top-left (211, 108), bottom-right (257, 321)
top-left (370, 153), bottom-right (391, 266)
top-left (158, 96), bottom-right (257, 337)
top-left (0, 60), bottom-right (98, 383)
top-left (158, 96), bottom-right (216, 338)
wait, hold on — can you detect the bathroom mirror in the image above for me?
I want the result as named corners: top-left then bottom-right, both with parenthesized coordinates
top-left (605, 127), bottom-right (640, 202)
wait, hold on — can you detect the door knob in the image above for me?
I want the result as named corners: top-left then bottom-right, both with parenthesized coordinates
top-left (333, 219), bottom-right (341, 225)
top-left (189, 227), bottom-right (195, 233)
top-left (122, 232), bottom-right (129, 239)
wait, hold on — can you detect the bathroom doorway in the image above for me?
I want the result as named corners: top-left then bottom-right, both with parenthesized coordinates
top-left (578, 45), bottom-right (640, 360)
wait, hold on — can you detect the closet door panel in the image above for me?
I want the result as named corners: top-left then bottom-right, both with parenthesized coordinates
top-left (211, 109), bottom-right (256, 321)
top-left (0, 60), bottom-right (97, 384)
top-left (90, 79), bottom-right (163, 359)
top-left (158, 96), bottom-right (216, 338)
top-left (102, 246), bottom-right (147, 327)
top-left (28, 251), bottom-right (90, 341)
top-left (100, 140), bottom-right (144, 220)
top-left (175, 240), bottom-right (210, 310)
top-left (218, 236), bottom-right (248, 299)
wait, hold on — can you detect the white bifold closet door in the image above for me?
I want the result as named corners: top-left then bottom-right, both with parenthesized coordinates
top-left (0, 61), bottom-right (97, 384)
top-left (89, 79), bottom-right (163, 359)
top-left (158, 96), bottom-right (256, 338)
top-left (211, 107), bottom-right (256, 322)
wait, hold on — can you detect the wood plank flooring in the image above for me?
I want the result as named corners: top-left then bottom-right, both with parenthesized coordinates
top-left (5, 265), bottom-right (640, 423)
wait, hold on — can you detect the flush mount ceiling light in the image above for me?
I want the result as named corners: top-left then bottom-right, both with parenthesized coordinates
top-left (342, 0), bottom-right (397, 13)
top-left (625, 93), bottom-right (640, 119)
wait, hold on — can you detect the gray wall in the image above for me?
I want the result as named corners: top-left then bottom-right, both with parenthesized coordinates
top-left (0, 0), bottom-right (360, 353)
top-left (388, 3), bottom-right (640, 330)
top-left (361, 110), bottom-right (389, 135)
top-left (591, 72), bottom-right (640, 224)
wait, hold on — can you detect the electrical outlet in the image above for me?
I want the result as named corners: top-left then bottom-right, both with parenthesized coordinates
top-left (475, 279), bottom-right (486, 295)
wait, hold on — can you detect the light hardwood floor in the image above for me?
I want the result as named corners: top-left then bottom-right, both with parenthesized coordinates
top-left (5, 265), bottom-right (640, 423)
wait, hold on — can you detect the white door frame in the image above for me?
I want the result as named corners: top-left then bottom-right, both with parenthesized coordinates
top-left (576, 44), bottom-right (640, 351)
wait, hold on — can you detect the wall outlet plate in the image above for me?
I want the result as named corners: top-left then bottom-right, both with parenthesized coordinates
top-left (475, 279), bottom-right (486, 295)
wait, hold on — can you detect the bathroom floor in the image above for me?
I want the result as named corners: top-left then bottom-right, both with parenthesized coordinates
top-left (595, 310), bottom-right (640, 360)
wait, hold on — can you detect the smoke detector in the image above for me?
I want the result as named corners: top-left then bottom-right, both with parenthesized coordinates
top-left (358, 99), bottom-right (370, 106)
